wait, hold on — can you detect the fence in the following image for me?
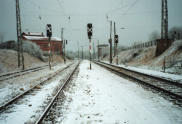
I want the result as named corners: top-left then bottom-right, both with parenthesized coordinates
top-left (162, 56), bottom-right (182, 73)
top-left (123, 40), bottom-right (157, 51)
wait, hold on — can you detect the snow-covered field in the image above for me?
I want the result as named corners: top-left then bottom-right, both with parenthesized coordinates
top-left (56, 60), bottom-right (182, 124)
top-left (103, 60), bottom-right (182, 83)
top-left (0, 62), bottom-right (77, 124)
top-left (108, 40), bottom-right (182, 75)
top-left (119, 64), bottom-right (182, 83)
top-left (0, 62), bottom-right (72, 106)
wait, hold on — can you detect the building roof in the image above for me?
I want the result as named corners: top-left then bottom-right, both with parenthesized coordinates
top-left (22, 32), bottom-right (44, 36)
top-left (22, 32), bottom-right (62, 42)
top-left (23, 35), bottom-right (61, 41)
top-left (98, 44), bottom-right (109, 48)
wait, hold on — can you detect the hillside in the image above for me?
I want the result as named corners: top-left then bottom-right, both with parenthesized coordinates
top-left (0, 49), bottom-right (64, 74)
top-left (108, 40), bottom-right (182, 74)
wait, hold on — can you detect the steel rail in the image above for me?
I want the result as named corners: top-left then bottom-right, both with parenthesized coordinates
top-left (0, 65), bottom-right (48, 78)
top-left (0, 64), bottom-right (57, 82)
top-left (98, 61), bottom-right (182, 87)
top-left (35, 61), bottom-right (80, 124)
top-left (0, 63), bottom-right (73, 112)
top-left (94, 61), bottom-right (182, 102)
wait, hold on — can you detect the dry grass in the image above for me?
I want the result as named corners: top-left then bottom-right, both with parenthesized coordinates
top-left (0, 49), bottom-right (44, 73)
top-left (0, 49), bottom-right (65, 74)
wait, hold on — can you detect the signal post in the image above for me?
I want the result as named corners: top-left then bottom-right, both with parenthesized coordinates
top-left (87, 23), bottom-right (93, 70)
top-left (114, 34), bottom-right (119, 65)
top-left (46, 24), bottom-right (52, 70)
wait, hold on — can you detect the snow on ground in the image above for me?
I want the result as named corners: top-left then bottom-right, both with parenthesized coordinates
top-left (0, 62), bottom-right (78, 124)
top-left (103, 60), bottom-right (182, 83)
top-left (119, 64), bottom-right (182, 83)
top-left (56, 60), bottom-right (182, 124)
top-left (0, 49), bottom-right (46, 73)
top-left (154, 40), bottom-right (182, 66)
top-left (0, 62), bottom-right (72, 106)
top-left (108, 40), bottom-right (182, 75)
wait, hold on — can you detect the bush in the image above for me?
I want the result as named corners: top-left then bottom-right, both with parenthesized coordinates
top-left (0, 40), bottom-right (17, 49)
top-left (22, 40), bottom-right (44, 60)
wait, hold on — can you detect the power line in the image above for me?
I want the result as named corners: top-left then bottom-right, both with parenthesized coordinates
top-left (107, 0), bottom-right (139, 14)
top-left (23, 0), bottom-right (64, 15)
top-left (22, 0), bottom-right (140, 18)
top-left (106, 0), bottom-right (140, 21)
top-left (56, 0), bottom-right (66, 16)
top-left (122, 0), bottom-right (139, 16)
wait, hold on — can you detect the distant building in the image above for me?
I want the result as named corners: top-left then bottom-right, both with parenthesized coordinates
top-left (22, 32), bottom-right (63, 55)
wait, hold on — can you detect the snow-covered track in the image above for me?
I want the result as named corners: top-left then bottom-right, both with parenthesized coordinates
top-left (94, 61), bottom-right (182, 103)
top-left (0, 63), bottom-right (73, 112)
top-left (0, 64), bottom-right (57, 82)
top-left (35, 61), bottom-right (80, 124)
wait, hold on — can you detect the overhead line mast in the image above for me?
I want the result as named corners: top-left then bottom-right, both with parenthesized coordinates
top-left (16, 0), bottom-right (24, 70)
top-left (161, 0), bottom-right (168, 39)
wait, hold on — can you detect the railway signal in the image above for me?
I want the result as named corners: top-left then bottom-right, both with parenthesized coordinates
top-left (63, 40), bottom-right (68, 64)
top-left (46, 24), bottom-right (52, 37)
top-left (87, 23), bottom-right (93, 39)
top-left (114, 35), bottom-right (118, 44)
top-left (114, 35), bottom-right (119, 65)
top-left (46, 24), bottom-right (52, 70)
top-left (87, 23), bottom-right (93, 70)
top-left (109, 21), bottom-right (112, 64)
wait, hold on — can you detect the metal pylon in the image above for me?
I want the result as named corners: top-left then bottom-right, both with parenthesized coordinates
top-left (16, 0), bottom-right (24, 69)
top-left (161, 0), bottom-right (168, 40)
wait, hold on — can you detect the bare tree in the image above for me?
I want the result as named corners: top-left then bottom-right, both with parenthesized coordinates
top-left (0, 33), bottom-right (4, 43)
top-left (169, 27), bottom-right (182, 40)
top-left (133, 41), bottom-right (142, 46)
top-left (148, 30), bottom-right (160, 41)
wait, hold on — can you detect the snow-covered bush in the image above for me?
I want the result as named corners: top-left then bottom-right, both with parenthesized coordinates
top-left (0, 40), bottom-right (17, 50)
top-left (66, 51), bottom-right (77, 59)
top-left (117, 46), bottom-right (128, 52)
top-left (22, 40), bottom-right (44, 60)
top-left (0, 63), bottom-right (7, 73)
top-left (172, 40), bottom-right (182, 50)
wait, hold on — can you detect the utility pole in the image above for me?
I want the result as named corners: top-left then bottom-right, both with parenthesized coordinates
top-left (81, 46), bottom-right (83, 59)
top-left (109, 21), bottom-right (112, 64)
top-left (97, 40), bottom-right (99, 61)
top-left (116, 36), bottom-right (118, 65)
top-left (93, 42), bottom-right (96, 60)
top-left (77, 41), bottom-right (79, 59)
top-left (16, 0), bottom-right (24, 69)
top-left (63, 40), bottom-right (67, 64)
top-left (89, 39), bottom-right (92, 69)
top-left (114, 22), bottom-right (116, 57)
top-left (161, 0), bottom-right (168, 40)
top-left (48, 37), bottom-right (51, 69)
top-left (114, 22), bottom-right (119, 65)
top-left (61, 28), bottom-right (66, 63)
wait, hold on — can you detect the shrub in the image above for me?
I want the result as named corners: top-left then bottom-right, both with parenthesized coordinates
top-left (22, 40), bottom-right (44, 60)
top-left (0, 40), bottom-right (17, 49)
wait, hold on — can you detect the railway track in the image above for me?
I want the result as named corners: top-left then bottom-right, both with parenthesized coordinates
top-left (0, 64), bottom-right (57, 82)
top-left (94, 61), bottom-right (182, 104)
top-left (0, 62), bottom-right (74, 112)
top-left (35, 61), bottom-right (80, 124)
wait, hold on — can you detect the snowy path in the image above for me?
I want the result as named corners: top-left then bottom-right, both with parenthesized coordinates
top-left (57, 60), bottom-right (182, 124)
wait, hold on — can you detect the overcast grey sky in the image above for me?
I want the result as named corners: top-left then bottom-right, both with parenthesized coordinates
top-left (0, 0), bottom-right (182, 51)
